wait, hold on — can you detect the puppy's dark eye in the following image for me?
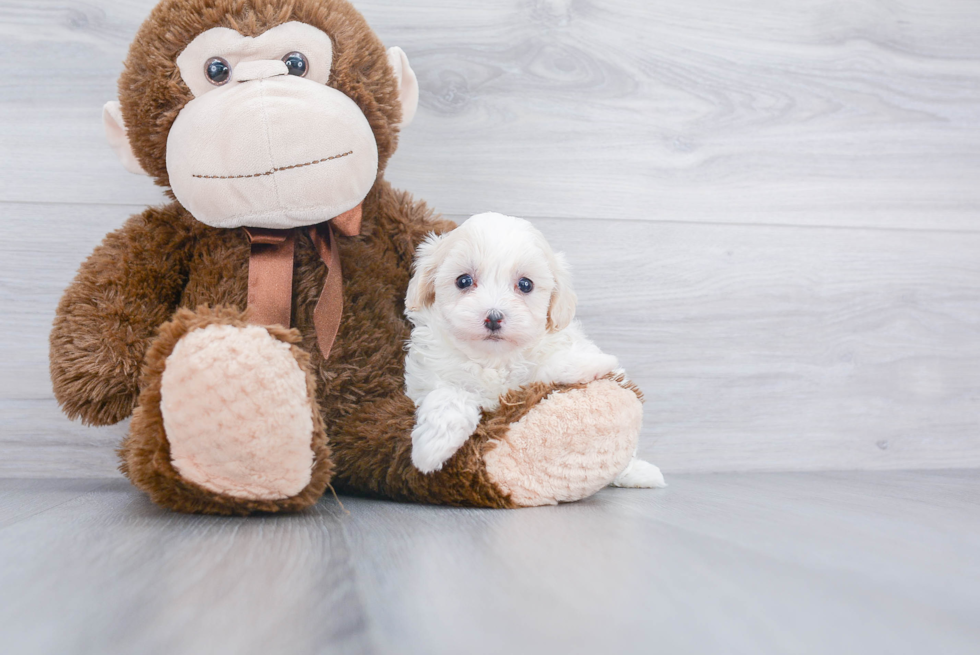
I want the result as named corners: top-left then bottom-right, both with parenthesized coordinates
top-left (456, 274), bottom-right (473, 290)
top-left (517, 277), bottom-right (534, 294)
top-left (205, 57), bottom-right (230, 85)
top-left (282, 52), bottom-right (309, 77)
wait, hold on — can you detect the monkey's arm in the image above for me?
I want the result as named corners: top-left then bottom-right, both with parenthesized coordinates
top-left (50, 204), bottom-right (193, 426)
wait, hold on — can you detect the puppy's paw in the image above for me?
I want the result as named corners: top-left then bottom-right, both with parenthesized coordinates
top-left (411, 420), bottom-right (464, 473)
top-left (611, 458), bottom-right (667, 489)
top-left (542, 353), bottom-right (620, 386)
top-left (568, 353), bottom-right (620, 384)
top-left (411, 391), bottom-right (482, 474)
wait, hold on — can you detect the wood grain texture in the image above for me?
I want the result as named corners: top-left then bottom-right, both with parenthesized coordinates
top-left (1, 0), bottom-right (980, 229)
top-left (2, 203), bottom-right (979, 475)
top-left (1, 471), bottom-right (978, 655)
top-left (1, 0), bottom-right (979, 476)
top-left (539, 217), bottom-right (980, 472)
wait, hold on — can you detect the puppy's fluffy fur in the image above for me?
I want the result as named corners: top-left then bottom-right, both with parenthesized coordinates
top-left (404, 212), bottom-right (665, 488)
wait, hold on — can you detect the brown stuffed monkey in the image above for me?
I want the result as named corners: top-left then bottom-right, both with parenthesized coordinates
top-left (48, 0), bottom-right (643, 515)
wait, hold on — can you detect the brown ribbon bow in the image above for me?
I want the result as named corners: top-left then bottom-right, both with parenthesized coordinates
top-left (243, 203), bottom-right (362, 360)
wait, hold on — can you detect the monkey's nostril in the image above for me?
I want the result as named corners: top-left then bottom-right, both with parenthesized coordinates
top-left (485, 309), bottom-right (504, 332)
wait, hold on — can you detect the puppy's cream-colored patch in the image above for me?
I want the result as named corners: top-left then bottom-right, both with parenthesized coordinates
top-left (484, 379), bottom-right (641, 506)
top-left (161, 324), bottom-right (315, 500)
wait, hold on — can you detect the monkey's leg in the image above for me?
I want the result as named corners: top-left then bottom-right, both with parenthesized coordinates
top-left (330, 377), bottom-right (641, 508)
top-left (119, 307), bottom-right (333, 515)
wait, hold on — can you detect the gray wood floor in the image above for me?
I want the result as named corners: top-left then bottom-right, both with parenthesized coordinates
top-left (2, 0), bottom-right (979, 475)
top-left (1, 470), bottom-right (978, 655)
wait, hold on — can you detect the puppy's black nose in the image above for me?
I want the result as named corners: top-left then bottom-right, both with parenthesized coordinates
top-left (485, 309), bottom-right (504, 332)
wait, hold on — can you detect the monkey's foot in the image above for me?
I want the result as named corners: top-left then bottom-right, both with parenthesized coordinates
top-left (483, 378), bottom-right (641, 506)
top-left (121, 307), bottom-right (332, 515)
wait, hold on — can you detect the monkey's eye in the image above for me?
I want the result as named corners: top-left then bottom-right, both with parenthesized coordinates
top-left (517, 277), bottom-right (534, 294)
top-left (204, 57), bottom-right (230, 85)
top-left (282, 52), bottom-right (309, 77)
top-left (456, 274), bottom-right (474, 290)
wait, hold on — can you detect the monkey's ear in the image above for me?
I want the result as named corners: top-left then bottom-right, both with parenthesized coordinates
top-left (102, 101), bottom-right (148, 176)
top-left (387, 47), bottom-right (419, 128)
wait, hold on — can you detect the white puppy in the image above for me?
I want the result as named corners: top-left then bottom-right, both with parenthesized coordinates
top-left (404, 212), bottom-right (665, 489)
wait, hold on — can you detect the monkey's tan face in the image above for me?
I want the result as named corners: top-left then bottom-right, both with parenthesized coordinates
top-left (104, 21), bottom-right (419, 230)
top-left (165, 22), bottom-right (379, 229)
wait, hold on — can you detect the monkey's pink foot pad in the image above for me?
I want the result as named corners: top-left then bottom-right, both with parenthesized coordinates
top-left (160, 324), bottom-right (316, 500)
top-left (485, 379), bottom-right (641, 506)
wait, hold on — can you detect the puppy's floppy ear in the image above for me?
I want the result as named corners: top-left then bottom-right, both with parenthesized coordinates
top-left (547, 251), bottom-right (577, 332)
top-left (406, 233), bottom-right (444, 311)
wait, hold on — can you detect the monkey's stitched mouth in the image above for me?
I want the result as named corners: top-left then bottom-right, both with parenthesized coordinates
top-left (192, 150), bottom-right (353, 180)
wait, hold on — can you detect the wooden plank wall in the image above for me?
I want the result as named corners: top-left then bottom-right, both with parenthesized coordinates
top-left (1, 0), bottom-right (978, 477)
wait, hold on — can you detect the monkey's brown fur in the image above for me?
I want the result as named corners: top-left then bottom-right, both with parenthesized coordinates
top-left (50, 0), bottom-right (635, 514)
